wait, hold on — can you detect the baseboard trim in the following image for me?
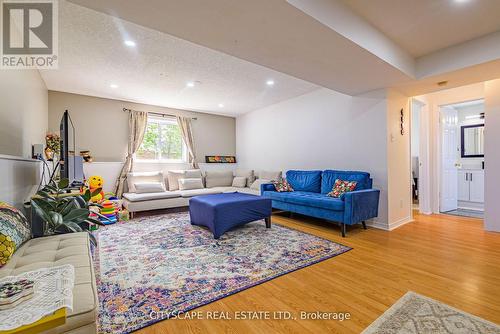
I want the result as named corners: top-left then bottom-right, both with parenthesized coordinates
top-left (366, 216), bottom-right (414, 231)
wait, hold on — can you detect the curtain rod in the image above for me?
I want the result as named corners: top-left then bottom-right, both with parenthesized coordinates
top-left (122, 108), bottom-right (197, 120)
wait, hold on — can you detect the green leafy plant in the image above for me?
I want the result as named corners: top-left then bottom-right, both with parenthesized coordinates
top-left (30, 178), bottom-right (107, 245)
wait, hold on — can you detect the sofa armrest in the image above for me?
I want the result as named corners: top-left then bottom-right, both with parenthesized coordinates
top-left (260, 183), bottom-right (276, 195)
top-left (343, 189), bottom-right (380, 225)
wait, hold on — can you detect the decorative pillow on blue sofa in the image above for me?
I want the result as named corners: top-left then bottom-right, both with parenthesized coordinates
top-left (286, 170), bottom-right (322, 192)
top-left (272, 179), bottom-right (294, 192)
top-left (327, 179), bottom-right (357, 198)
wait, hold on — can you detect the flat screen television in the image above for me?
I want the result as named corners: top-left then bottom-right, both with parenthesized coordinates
top-left (59, 110), bottom-right (84, 186)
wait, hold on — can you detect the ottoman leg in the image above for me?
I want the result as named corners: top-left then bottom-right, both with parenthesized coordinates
top-left (265, 216), bottom-right (272, 228)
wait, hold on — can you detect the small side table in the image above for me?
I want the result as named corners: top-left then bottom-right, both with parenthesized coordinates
top-left (0, 308), bottom-right (66, 334)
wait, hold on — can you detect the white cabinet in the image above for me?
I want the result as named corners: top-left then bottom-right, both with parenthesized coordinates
top-left (458, 170), bottom-right (470, 201)
top-left (457, 169), bottom-right (484, 204)
top-left (469, 170), bottom-right (484, 203)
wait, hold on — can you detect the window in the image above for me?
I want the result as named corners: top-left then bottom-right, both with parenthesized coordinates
top-left (136, 116), bottom-right (186, 162)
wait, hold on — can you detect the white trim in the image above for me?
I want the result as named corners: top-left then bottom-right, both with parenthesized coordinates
top-left (367, 216), bottom-right (414, 231)
top-left (0, 154), bottom-right (40, 163)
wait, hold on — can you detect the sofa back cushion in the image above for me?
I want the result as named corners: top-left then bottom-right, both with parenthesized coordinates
top-left (134, 182), bottom-right (166, 193)
top-left (127, 171), bottom-right (165, 193)
top-left (286, 170), bottom-right (322, 193)
top-left (321, 170), bottom-right (371, 194)
top-left (205, 171), bottom-right (234, 188)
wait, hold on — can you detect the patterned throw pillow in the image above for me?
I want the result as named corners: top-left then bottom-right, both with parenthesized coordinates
top-left (0, 202), bottom-right (31, 267)
top-left (272, 179), bottom-right (294, 192)
top-left (327, 179), bottom-right (357, 198)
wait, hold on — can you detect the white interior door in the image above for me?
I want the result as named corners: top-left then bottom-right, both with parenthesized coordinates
top-left (440, 107), bottom-right (459, 212)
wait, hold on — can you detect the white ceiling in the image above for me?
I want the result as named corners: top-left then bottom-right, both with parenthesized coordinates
top-left (67, 0), bottom-right (414, 96)
top-left (40, 1), bottom-right (319, 116)
top-left (342, 0), bottom-right (500, 57)
top-left (49, 0), bottom-right (500, 112)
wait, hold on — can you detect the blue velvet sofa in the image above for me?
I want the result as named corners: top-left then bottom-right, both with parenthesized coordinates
top-left (261, 170), bottom-right (380, 237)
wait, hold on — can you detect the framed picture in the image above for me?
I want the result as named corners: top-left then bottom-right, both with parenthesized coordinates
top-left (205, 156), bottom-right (236, 163)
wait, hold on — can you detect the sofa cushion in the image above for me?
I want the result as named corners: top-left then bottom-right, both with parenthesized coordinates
top-left (286, 170), bottom-right (322, 193)
top-left (122, 191), bottom-right (181, 202)
top-left (167, 170), bottom-right (186, 191)
top-left (321, 170), bottom-right (371, 194)
top-left (185, 169), bottom-right (203, 178)
top-left (232, 176), bottom-right (247, 188)
top-left (250, 179), bottom-right (271, 191)
top-left (234, 169), bottom-right (254, 187)
top-left (263, 191), bottom-right (345, 211)
top-left (205, 171), bottom-right (233, 188)
top-left (178, 178), bottom-right (204, 190)
top-left (180, 188), bottom-right (223, 198)
top-left (127, 171), bottom-right (164, 193)
top-left (0, 233), bottom-right (97, 333)
top-left (134, 182), bottom-right (166, 193)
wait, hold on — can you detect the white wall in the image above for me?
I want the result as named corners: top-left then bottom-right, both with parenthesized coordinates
top-left (0, 70), bottom-right (48, 208)
top-left (48, 91), bottom-right (236, 163)
top-left (484, 79), bottom-right (500, 232)
top-left (236, 88), bottom-right (399, 227)
top-left (0, 70), bottom-right (48, 158)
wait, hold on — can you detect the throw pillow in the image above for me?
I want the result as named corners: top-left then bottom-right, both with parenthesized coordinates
top-left (272, 179), bottom-right (294, 192)
top-left (0, 202), bottom-right (31, 267)
top-left (127, 171), bottom-right (164, 193)
top-left (234, 169), bottom-right (254, 187)
top-left (327, 179), bottom-right (357, 198)
top-left (167, 170), bottom-right (186, 191)
top-left (232, 176), bottom-right (247, 188)
top-left (134, 182), bottom-right (166, 193)
top-left (250, 179), bottom-right (271, 191)
top-left (178, 178), bottom-right (204, 191)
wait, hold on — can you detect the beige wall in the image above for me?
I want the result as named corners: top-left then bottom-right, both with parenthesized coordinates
top-left (386, 89), bottom-right (412, 227)
top-left (484, 79), bottom-right (500, 232)
top-left (48, 91), bottom-right (236, 162)
top-left (0, 70), bottom-right (48, 158)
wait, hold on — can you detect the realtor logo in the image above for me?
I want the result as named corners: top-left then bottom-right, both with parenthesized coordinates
top-left (1, 0), bottom-right (58, 69)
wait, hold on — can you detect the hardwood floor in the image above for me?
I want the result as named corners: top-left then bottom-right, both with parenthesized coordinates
top-left (138, 212), bottom-right (500, 334)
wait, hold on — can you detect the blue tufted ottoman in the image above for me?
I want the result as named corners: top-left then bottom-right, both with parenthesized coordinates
top-left (189, 192), bottom-right (272, 239)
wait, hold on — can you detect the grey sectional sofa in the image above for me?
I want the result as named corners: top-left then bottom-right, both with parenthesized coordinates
top-left (122, 169), bottom-right (282, 215)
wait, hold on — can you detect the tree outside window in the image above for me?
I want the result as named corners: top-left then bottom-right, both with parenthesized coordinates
top-left (136, 117), bottom-right (186, 161)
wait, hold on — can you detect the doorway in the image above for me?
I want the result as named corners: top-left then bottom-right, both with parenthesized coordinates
top-left (439, 99), bottom-right (485, 219)
top-left (411, 100), bottom-right (422, 210)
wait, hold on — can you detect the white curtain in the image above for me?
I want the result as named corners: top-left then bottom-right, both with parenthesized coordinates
top-left (176, 116), bottom-right (198, 168)
top-left (115, 110), bottom-right (148, 197)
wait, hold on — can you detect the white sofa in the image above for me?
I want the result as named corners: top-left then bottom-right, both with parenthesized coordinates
top-left (122, 169), bottom-right (282, 215)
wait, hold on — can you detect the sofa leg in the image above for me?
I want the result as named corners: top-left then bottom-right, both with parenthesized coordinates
top-left (341, 223), bottom-right (346, 238)
top-left (362, 221), bottom-right (367, 230)
top-left (265, 216), bottom-right (271, 228)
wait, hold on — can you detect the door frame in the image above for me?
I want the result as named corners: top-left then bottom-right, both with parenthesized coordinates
top-left (410, 98), bottom-right (431, 217)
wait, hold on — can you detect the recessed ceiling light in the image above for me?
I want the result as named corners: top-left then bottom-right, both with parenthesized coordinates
top-left (266, 79), bottom-right (275, 86)
top-left (110, 84), bottom-right (119, 89)
top-left (186, 81), bottom-right (195, 88)
top-left (454, 0), bottom-right (470, 3)
top-left (218, 103), bottom-right (225, 108)
top-left (124, 40), bottom-right (136, 47)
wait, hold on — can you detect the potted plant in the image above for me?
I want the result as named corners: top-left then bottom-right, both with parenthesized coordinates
top-left (30, 178), bottom-right (107, 245)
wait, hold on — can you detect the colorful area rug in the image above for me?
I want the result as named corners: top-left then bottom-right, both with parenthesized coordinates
top-left (362, 291), bottom-right (500, 334)
top-left (93, 212), bottom-right (350, 333)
